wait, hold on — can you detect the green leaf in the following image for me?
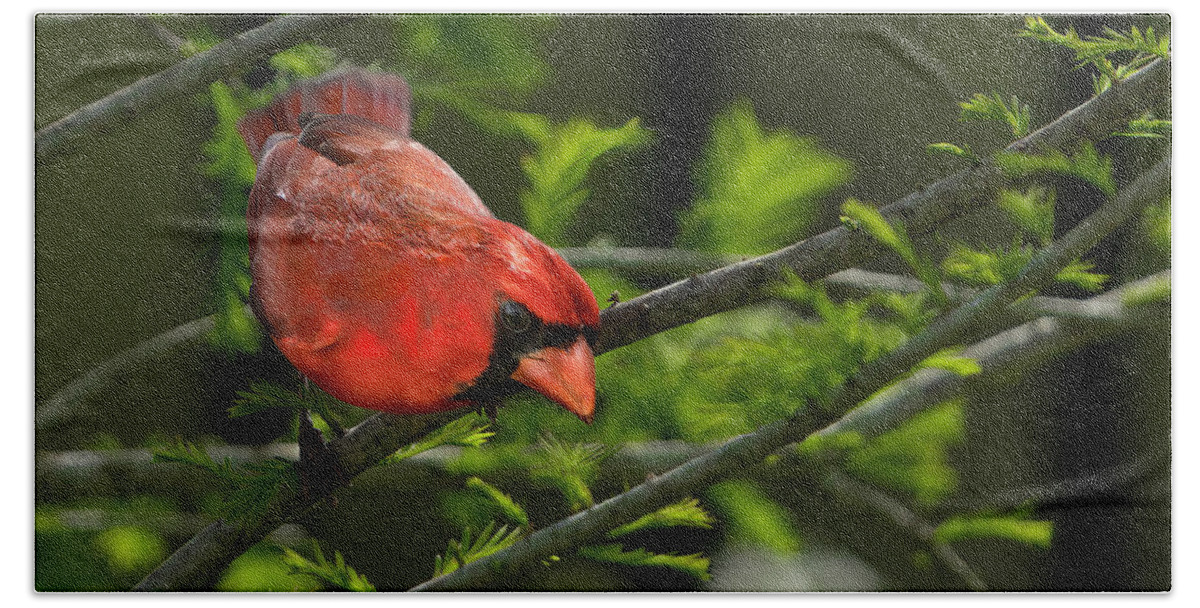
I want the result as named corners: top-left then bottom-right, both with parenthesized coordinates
top-left (707, 481), bottom-right (801, 553)
top-left (679, 99), bottom-right (851, 254)
top-left (1055, 259), bottom-right (1108, 292)
top-left (217, 545), bottom-right (321, 592)
top-left (515, 117), bottom-right (651, 245)
top-left (1121, 274), bottom-right (1170, 308)
top-left (942, 243), bottom-right (1106, 292)
top-left (1140, 199), bottom-right (1171, 254)
top-left (397, 15), bottom-right (553, 110)
top-left (1115, 117), bottom-right (1172, 139)
top-left (465, 477), bottom-right (529, 528)
top-left (281, 541), bottom-right (375, 591)
top-left (150, 437), bottom-right (297, 521)
top-left (385, 414), bottom-right (494, 464)
top-left (151, 437), bottom-right (234, 479)
top-left (609, 497), bottom-right (715, 538)
top-left (578, 544), bottom-right (711, 581)
top-left (959, 92), bottom-right (1032, 137)
top-left (934, 512), bottom-right (1053, 549)
top-left (841, 199), bottom-right (945, 304)
top-left (1021, 16), bottom-right (1170, 67)
top-left (995, 143), bottom-right (1116, 196)
top-left (94, 526), bottom-right (168, 575)
top-left (530, 435), bottom-right (612, 511)
top-left (433, 522), bottom-right (523, 577)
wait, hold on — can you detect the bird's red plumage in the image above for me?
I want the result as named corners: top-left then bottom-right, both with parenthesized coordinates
top-left (240, 68), bottom-right (600, 420)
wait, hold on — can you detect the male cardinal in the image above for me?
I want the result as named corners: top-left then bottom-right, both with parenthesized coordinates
top-left (237, 68), bottom-right (599, 423)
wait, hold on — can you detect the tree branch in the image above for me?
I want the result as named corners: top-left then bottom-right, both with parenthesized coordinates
top-left (35, 14), bottom-right (353, 158)
top-left (409, 155), bottom-right (1168, 591)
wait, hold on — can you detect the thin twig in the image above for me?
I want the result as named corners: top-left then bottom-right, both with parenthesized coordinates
top-left (823, 471), bottom-right (987, 591)
top-left (35, 14), bottom-right (353, 158)
top-left (35, 313), bottom-right (220, 430)
top-left (409, 156), bottom-right (1168, 591)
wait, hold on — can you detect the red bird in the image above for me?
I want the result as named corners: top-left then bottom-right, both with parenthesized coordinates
top-left (237, 68), bottom-right (599, 423)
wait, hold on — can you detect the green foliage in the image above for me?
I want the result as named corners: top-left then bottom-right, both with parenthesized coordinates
top-left (1141, 198), bottom-right (1171, 254)
top-left (281, 541), bottom-right (376, 591)
top-left (845, 401), bottom-right (963, 506)
top-left (530, 435), bottom-right (612, 511)
top-left (934, 511), bottom-right (1053, 549)
top-left (229, 380), bottom-right (343, 423)
top-left (946, 186), bottom-right (1108, 291)
top-left (995, 143), bottom-right (1115, 196)
top-left (1121, 273), bottom-right (1171, 308)
top-left (269, 44), bottom-right (337, 79)
top-left (465, 477), bottom-right (529, 528)
top-left (513, 115), bottom-right (650, 246)
top-left (578, 544), bottom-right (711, 581)
top-left (840, 199), bottom-right (945, 304)
top-left (204, 81), bottom-right (262, 354)
top-left (609, 497), bottom-right (716, 538)
top-left (150, 438), bottom-right (297, 521)
top-left (679, 100), bottom-right (852, 254)
top-left (395, 15), bottom-right (552, 114)
top-left (431, 103), bottom-right (649, 246)
top-left (179, 31), bottom-right (220, 58)
top-left (433, 522), bottom-right (523, 577)
top-left (93, 526), bottom-right (167, 575)
top-left (998, 188), bottom-right (1055, 246)
top-left (1116, 116), bottom-right (1172, 139)
top-left (384, 415), bottom-right (495, 465)
top-left (394, 15), bottom-right (649, 248)
top-left (1021, 17), bottom-right (1169, 85)
top-left (217, 545), bottom-right (320, 592)
top-left (201, 43), bottom-right (340, 353)
top-left (1054, 259), bottom-right (1108, 292)
top-left (707, 481), bottom-right (801, 553)
top-left (959, 92), bottom-right (1032, 138)
top-left (942, 242), bottom-right (1107, 292)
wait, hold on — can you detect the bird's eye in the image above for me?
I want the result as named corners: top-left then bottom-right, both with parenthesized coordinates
top-left (499, 300), bottom-right (534, 333)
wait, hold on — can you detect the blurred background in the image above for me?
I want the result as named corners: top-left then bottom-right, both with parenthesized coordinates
top-left (34, 14), bottom-right (1170, 591)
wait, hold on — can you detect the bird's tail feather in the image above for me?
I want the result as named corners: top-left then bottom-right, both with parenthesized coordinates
top-left (237, 68), bottom-right (412, 162)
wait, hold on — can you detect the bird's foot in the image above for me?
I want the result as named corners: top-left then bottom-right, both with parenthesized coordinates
top-left (297, 410), bottom-right (348, 502)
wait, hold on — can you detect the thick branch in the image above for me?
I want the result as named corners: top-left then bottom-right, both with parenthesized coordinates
top-left (409, 156), bottom-right (1169, 591)
top-left (35, 14), bottom-right (352, 158)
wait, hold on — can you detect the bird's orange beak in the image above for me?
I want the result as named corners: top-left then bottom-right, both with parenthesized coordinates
top-left (511, 336), bottom-right (596, 423)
